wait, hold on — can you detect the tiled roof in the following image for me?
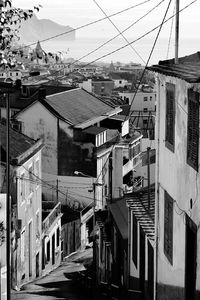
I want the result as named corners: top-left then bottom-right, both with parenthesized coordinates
top-left (0, 123), bottom-right (38, 161)
top-left (45, 88), bottom-right (115, 126)
top-left (126, 185), bottom-right (155, 241)
top-left (147, 52), bottom-right (200, 83)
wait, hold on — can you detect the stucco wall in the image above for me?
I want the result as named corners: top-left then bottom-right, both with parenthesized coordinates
top-left (58, 119), bottom-right (97, 176)
top-left (17, 102), bottom-right (58, 175)
top-left (156, 74), bottom-right (200, 292)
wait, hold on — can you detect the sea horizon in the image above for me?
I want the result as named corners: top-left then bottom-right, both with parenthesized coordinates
top-left (37, 36), bottom-right (200, 66)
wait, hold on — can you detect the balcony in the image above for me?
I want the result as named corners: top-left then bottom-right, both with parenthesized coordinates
top-left (42, 202), bottom-right (62, 233)
top-left (123, 153), bottom-right (141, 177)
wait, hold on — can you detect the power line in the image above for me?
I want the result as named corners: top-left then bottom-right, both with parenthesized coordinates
top-left (15, 0), bottom-right (153, 51)
top-left (58, 0), bottom-right (165, 80)
top-left (36, 0), bottom-right (197, 83)
top-left (93, 0), bottom-right (146, 64)
top-left (95, 0), bottom-right (173, 186)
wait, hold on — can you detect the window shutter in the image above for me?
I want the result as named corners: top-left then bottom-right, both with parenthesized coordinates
top-left (187, 89), bottom-right (199, 170)
top-left (165, 83), bottom-right (175, 150)
top-left (164, 191), bottom-right (173, 264)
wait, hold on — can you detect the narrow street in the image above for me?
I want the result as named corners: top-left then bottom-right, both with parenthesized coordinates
top-left (12, 250), bottom-right (93, 300)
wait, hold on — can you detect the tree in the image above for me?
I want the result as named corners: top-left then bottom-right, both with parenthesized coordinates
top-left (0, 0), bottom-right (41, 67)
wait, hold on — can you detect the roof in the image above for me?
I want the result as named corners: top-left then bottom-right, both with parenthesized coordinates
top-left (109, 198), bottom-right (128, 240)
top-left (45, 88), bottom-right (115, 126)
top-left (0, 123), bottom-right (42, 164)
top-left (126, 185), bottom-right (155, 241)
top-left (147, 51), bottom-right (200, 83)
top-left (83, 126), bottom-right (107, 135)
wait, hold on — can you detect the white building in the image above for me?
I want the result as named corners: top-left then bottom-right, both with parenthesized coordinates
top-left (148, 52), bottom-right (200, 299)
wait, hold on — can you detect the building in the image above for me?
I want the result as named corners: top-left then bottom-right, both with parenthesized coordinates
top-left (79, 77), bottom-right (114, 97)
top-left (109, 73), bottom-right (130, 89)
top-left (147, 51), bottom-right (200, 299)
top-left (118, 88), bottom-right (156, 112)
top-left (0, 124), bottom-right (43, 288)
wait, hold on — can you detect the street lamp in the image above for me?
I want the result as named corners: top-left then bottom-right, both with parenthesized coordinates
top-left (74, 171), bottom-right (97, 289)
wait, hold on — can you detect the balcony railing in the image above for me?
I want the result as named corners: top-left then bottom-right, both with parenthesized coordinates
top-left (42, 202), bottom-right (61, 233)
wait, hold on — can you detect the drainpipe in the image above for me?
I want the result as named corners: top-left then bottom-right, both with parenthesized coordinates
top-left (154, 76), bottom-right (161, 300)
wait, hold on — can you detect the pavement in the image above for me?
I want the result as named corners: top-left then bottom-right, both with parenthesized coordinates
top-left (11, 248), bottom-right (93, 300)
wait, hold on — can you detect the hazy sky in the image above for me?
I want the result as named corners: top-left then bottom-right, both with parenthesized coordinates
top-left (12, 0), bottom-right (200, 64)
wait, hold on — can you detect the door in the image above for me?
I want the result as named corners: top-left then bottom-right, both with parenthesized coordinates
top-left (139, 228), bottom-right (145, 299)
top-left (185, 215), bottom-right (197, 300)
top-left (148, 241), bottom-right (154, 300)
top-left (28, 221), bottom-right (32, 277)
top-left (36, 252), bottom-right (39, 277)
top-left (52, 233), bottom-right (55, 265)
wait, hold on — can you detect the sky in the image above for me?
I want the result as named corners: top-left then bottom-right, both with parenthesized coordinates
top-left (12, 0), bottom-right (200, 64)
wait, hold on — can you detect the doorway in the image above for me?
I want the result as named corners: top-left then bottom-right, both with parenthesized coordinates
top-left (139, 228), bottom-right (145, 299)
top-left (185, 215), bottom-right (197, 300)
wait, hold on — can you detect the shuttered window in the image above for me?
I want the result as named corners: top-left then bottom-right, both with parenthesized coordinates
top-left (165, 83), bottom-right (175, 151)
top-left (164, 191), bottom-right (173, 265)
top-left (187, 89), bottom-right (199, 171)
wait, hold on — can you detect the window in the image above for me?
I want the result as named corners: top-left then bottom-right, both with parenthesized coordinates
top-left (187, 89), bottom-right (199, 171)
top-left (56, 227), bottom-right (60, 247)
top-left (165, 83), bottom-right (175, 151)
top-left (20, 173), bottom-right (25, 203)
top-left (132, 215), bottom-right (137, 268)
top-left (144, 96), bottom-right (148, 101)
top-left (46, 240), bottom-right (50, 262)
top-left (150, 96), bottom-right (152, 101)
top-left (36, 211), bottom-right (40, 238)
top-left (143, 108), bottom-right (148, 112)
top-left (21, 229), bottom-right (25, 263)
top-left (28, 165), bottom-right (34, 193)
top-left (35, 160), bottom-right (40, 186)
top-left (164, 191), bottom-right (173, 264)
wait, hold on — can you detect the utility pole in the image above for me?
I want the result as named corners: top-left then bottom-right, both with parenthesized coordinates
top-left (175, 0), bottom-right (179, 64)
top-left (147, 147), bottom-right (151, 211)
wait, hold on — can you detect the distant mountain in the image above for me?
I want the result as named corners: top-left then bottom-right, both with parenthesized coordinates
top-left (18, 14), bottom-right (75, 44)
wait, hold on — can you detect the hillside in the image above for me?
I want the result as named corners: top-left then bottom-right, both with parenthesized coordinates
top-left (18, 14), bottom-right (75, 43)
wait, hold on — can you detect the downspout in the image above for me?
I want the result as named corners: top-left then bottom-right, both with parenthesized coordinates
top-left (154, 75), bottom-right (161, 300)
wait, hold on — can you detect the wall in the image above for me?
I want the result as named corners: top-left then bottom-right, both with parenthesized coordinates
top-left (79, 79), bottom-right (93, 93)
top-left (15, 150), bottom-right (42, 287)
top-left (58, 120), bottom-right (97, 176)
top-left (156, 74), bottom-right (200, 296)
top-left (93, 80), bottom-right (114, 96)
top-left (17, 102), bottom-right (58, 175)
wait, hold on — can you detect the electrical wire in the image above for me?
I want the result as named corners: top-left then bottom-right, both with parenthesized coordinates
top-left (93, 0), bottom-right (146, 64)
top-left (58, 0), bottom-right (165, 80)
top-left (34, 0), bottom-right (198, 85)
top-left (97, 0), bottom-right (173, 185)
top-left (14, 0), bottom-right (153, 51)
